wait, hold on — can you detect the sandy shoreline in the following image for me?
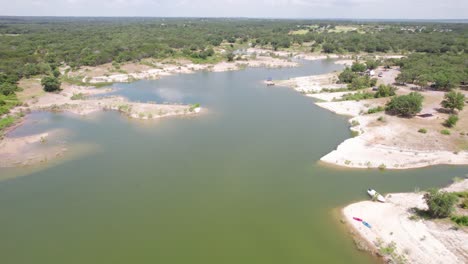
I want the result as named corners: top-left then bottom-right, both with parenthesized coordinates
top-left (0, 81), bottom-right (201, 168)
top-left (342, 179), bottom-right (468, 264)
top-left (275, 64), bottom-right (468, 169)
top-left (82, 49), bottom-right (299, 84)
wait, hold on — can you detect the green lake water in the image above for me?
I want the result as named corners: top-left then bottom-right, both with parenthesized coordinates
top-left (1, 60), bottom-right (467, 264)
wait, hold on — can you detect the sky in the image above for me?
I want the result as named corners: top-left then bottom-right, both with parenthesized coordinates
top-left (0, 0), bottom-right (467, 19)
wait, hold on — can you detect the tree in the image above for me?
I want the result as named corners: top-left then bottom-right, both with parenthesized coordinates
top-left (351, 62), bottom-right (366, 73)
top-left (386, 92), bottom-right (424, 117)
top-left (433, 72), bottom-right (456, 91)
top-left (226, 52), bottom-right (235, 62)
top-left (41, 76), bottom-right (61, 92)
top-left (444, 114), bottom-right (459, 128)
top-left (52, 69), bottom-right (61, 78)
top-left (375, 84), bottom-right (396, 98)
top-left (0, 83), bottom-right (17, 96)
top-left (338, 68), bottom-right (358, 83)
top-left (348, 76), bottom-right (371, 90)
top-left (423, 189), bottom-right (457, 218)
top-left (441, 91), bottom-right (465, 113)
top-left (365, 59), bottom-right (380, 70)
top-left (415, 75), bottom-right (429, 89)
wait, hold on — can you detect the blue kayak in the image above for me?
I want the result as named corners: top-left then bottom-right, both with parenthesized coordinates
top-left (362, 221), bottom-right (372, 228)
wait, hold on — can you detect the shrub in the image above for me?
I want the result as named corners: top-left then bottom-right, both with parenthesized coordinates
top-left (374, 84), bottom-right (396, 98)
top-left (460, 198), bottom-right (468, 209)
top-left (418, 128), bottom-right (427, 134)
top-left (351, 62), bottom-right (366, 72)
top-left (41, 76), bottom-right (61, 92)
top-left (441, 129), bottom-right (451, 135)
top-left (451, 215), bottom-right (468, 226)
top-left (340, 92), bottom-right (374, 101)
top-left (423, 189), bottom-right (457, 218)
top-left (338, 68), bottom-right (358, 83)
top-left (70, 93), bottom-right (86, 100)
top-left (441, 91), bottom-right (465, 113)
top-left (348, 76), bottom-right (371, 90)
top-left (444, 115), bottom-right (459, 128)
top-left (386, 92), bottom-right (423, 117)
top-left (189, 103), bottom-right (201, 112)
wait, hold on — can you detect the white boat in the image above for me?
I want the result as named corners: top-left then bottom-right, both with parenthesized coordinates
top-left (367, 189), bottom-right (386, 203)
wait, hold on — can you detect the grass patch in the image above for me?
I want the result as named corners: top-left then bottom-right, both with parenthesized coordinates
top-left (451, 215), bottom-right (468, 226)
top-left (418, 128), bottom-right (427, 134)
top-left (0, 94), bottom-right (21, 115)
top-left (440, 129), bottom-right (451, 135)
top-left (367, 106), bottom-right (384, 114)
top-left (338, 92), bottom-right (374, 101)
top-left (0, 115), bottom-right (17, 132)
top-left (70, 93), bottom-right (87, 100)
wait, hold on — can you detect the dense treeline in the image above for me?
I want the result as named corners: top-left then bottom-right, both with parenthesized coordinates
top-left (0, 17), bottom-right (467, 122)
top-left (395, 53), bottom-right (468, 90)
top-left (1, 17), bottom-right (466, 81)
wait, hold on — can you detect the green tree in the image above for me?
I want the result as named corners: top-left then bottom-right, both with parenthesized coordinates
top-left (348, 76), bottom-right (371, 90)
top-left (386, 92), bottom-right (424, 117)
top-left (433, 72), bottom-right (456, 91)
top-left (0, 83), bottom-right (17, 96)
top-left (41, 76), bottom-right (61, 92)
top-left (338, 68), bottom-right (358, 83)
top-left (52, 69), bottom-right (61, 78)
top-left (441, 91), bottom-right (465, 113)
top-left (444, 114), bottom-right (459, 128)
top-left (423, 189), bottom-right (457, 218)
top-left (351, 62), bottom-right (367, 73)
top-left (226, 52), bottom-right (235, 62)
top-left (365, 59), bottom-right (380, 70)
top-left (375, 84), bottom-right (396, 98)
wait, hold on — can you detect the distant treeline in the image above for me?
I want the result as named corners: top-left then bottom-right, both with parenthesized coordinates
top-left (0, 17), bottom-right (467, 96)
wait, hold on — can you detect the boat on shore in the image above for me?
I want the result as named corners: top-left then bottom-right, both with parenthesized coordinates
top-left (367, 189), bottom-right (386, 203)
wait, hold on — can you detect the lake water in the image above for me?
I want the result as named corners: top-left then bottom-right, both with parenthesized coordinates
top-left (1, 60), bottom-right (467, 264)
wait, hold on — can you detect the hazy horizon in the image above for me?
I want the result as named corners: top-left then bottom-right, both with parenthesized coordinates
top-left (1, 0), bottom-right (467, 20)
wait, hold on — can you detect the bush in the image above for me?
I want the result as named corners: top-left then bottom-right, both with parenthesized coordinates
top-left (348, 76), bottom-right (372, 90)
top-left (441, 129), bottom-right (451, 135)
top-left (41, 76), bottom-right (61, 92)
top-left (444, 115), bottom-right (459, 128)
top-left (423, 189), bottom-right (457, 218)
top-left (338, 68), bottom-right (358, 83)
top-left (340, 92), bottom-right (374, 101)
top-left (386, 92), bottom-right (424, 117)
top-left (374, 84), bottom-right (396, 98)
top-left (70, 93), bottom-right (86, 100)
top-left (351, 62), bottom-right (366, 72)
top-left (441, 91), bottom-right (465, 113)
top-left (418, 128), bottom-right (427, 134)
top-left (451, 215), bottom-right (468, 226)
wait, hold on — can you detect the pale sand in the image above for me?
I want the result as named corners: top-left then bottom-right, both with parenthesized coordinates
top-left (342, 180), bottom-right (468, 264)
top-left (0, 130), bottom-right (67, 168)
top-left (276, 73), bottom-right (345, 93)
top-left (85, 52), bottom-right (298, 84)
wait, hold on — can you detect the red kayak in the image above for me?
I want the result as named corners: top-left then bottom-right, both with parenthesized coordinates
top-left (353, 217), bottom-right (363, 222)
